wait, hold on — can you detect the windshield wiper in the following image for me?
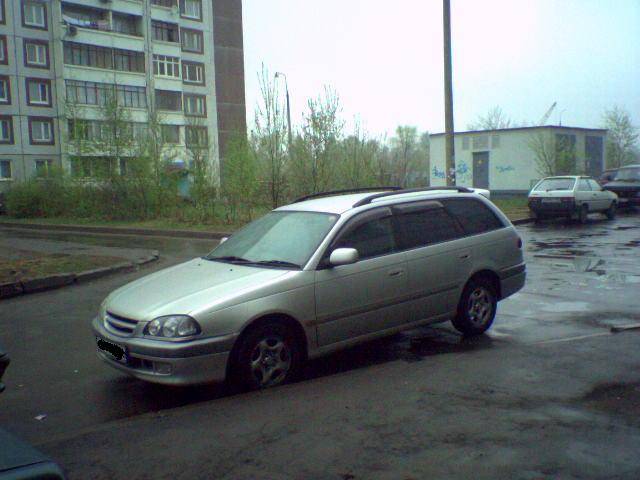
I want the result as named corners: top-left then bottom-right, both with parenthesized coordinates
top-left (252, 260), bottom-right (302, 269)
top-left (205, 255), bottom-right (251, 263)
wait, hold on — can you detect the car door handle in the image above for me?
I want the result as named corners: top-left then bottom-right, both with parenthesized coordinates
top-left (459, 253), bottom-right (470, 260)
top-left (388, 269), bottom-right (405, 277)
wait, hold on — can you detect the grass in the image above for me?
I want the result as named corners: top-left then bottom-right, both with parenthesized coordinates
top-left (0, 252), bottom-right (126, 283)
top-left (492, 196), bottom-right (530, 220)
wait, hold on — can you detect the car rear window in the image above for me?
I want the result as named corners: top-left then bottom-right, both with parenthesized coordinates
top-left (534, 178), bottom-right (576, 191)
top-left (443, 198), bottom-right (505, 236)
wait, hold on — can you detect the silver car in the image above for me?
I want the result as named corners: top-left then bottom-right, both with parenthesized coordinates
top-left (93, 187), bottom-right (526, 389)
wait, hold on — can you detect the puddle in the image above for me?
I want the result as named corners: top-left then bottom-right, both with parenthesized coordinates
top-left (580, 382), bottom-right (640, 424)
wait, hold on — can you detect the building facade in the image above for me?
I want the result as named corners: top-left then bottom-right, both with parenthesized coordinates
top-left (429, 126), bottom-right (607, 193)
top-left (0, 0), bottom-right (246, 193)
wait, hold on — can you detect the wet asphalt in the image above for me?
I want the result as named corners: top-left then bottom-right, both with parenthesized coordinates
top-left (0, 211), bottom-right (639, 479)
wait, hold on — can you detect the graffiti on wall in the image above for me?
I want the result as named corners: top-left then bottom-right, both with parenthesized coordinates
top-left (496, 165), bottom-right (515, 173)
top-left (432, 162), bottom-right (471, 182)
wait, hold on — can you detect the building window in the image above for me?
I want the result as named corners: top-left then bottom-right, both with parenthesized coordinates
top-left (66, 80), bottom-right (147, 108)
top-left (0, 0), bottom-right (5, 25)
top-left (180, 0), bottom-right (202, 20)
top-left (0, 76), bottom-right (10, 104)
top-left (186, 126), bottom-right (208, 147)
top-left (116, 85), bottom-right (147, 108)
top-left (0, 116), bottom-right (13, 144)
top-left (112, 13), bottom-right (139, 36)
top-left (35, 159), bottom-right (53, 177)
top-left (114, 48), bottom-right (145, 73)
top-left (24, 39), bottom-right (49, 68)
top-left (184, 94), bottom-right (206, 117)
top-left (161, 125), bottom-right (180, 144)
top-left (63, 42), bottom-right (112, 69)
top-left (152, 21), bottom-right (179, 43)
top-left (491, 135), bottom-right (500, 149)
top-left (153, 55), bottom-right (180, 78)
top-left (472, 135), bottom-right (489, 150)
top-left (182, 61), bottom-right (204, 84)
top-left (461, 137), bottom-right (469, 150)
top-left (0, 35), bottom-right (7, 65)
top-left (180, 28), bottom-right (203, 53)
top-left (152, 0), bottom-right (177, 7)
top-left (0, 160), bottom-right (11, 180)
top-left (26, 78), bottom-right (51, 106)
top-left (22, 0), bottom-right (47, 29)
top-left (29, 117), bottom-right (54, 145)
top-left (155, 90), bottom-right (182, 111)
top-left (63, 42), bottom-right (144, 73)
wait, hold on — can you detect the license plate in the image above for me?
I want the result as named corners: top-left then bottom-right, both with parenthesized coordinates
top-left (542, 198), bottom-right (561, 203)
top-left (97, 337), bottom-right (127, 364)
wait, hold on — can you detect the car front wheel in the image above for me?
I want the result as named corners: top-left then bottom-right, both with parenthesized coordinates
top-left (452, 278), bottom-right (498, 336)
top-left (233, 320), bottom-right (301, 390)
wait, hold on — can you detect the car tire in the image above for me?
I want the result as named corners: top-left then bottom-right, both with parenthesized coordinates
top-left (452, 277), bottom-right (498, 336)
top-left (578, 204), bottom-right (589, 224)
top-left (606, 202), bottom-right (617, 220)
top-left (233, 320), bottom-right (302, 390)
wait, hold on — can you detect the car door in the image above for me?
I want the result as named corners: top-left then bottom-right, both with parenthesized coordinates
top-left (314, 207), bottom-right (408, 347)
top-left (588, 179), bottom-right (610, 210)
top-left (392, 200), bottom-right (470, 323)
top-left (576, 178), bottom-right (593, 209)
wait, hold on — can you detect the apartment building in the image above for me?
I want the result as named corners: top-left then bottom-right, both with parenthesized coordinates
top-left (0, 0), bottom-right (246, 192)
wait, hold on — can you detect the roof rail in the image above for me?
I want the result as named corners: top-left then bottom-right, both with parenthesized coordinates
top-left (352, 186), bottom-right (474, 208)
top-left (293, 186), bottom-right (401, 204)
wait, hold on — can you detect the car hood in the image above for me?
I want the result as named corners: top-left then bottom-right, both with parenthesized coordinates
top-left (105, 258), bottom-right (291, 320)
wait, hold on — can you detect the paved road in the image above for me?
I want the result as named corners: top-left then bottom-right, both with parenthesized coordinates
top-left (0, 213), bottom-right (639, 479)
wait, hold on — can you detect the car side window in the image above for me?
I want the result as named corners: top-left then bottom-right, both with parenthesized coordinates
top-left (442, 199), bottom-right (505, 236)
top-left (333, 216), bottom-right (396, 260)
top-left (578, 179), bottom-right (591, 191)
top-left (588, 179), bottom-right (601, 191)
top-left (395, 207), bottom-right (463, 250)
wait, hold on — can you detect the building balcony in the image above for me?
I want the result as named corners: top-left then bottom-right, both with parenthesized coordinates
top-left (63, 24), bottom-right (145, 52)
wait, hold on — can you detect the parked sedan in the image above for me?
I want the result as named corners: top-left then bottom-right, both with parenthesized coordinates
top-left (598, 169), bottom-right (618, 186)
top-left (603, 164), bottom-right (640, 207)
top-left (528, 176), bottom-right (618, 223)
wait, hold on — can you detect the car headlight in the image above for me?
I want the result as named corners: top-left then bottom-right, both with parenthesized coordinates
top-left (145, 315), bottom-right (201, 339)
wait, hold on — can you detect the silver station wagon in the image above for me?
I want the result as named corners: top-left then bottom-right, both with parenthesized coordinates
top-left (93, 187), bottom-right (526, 389)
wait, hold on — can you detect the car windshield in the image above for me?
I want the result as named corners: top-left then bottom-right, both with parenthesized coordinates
top-left (205, 211), bottom-right (339, 268)
top-left (534, 178), bottom-right (576, 191)
top-left (614, 167), bottom-right (640, 181)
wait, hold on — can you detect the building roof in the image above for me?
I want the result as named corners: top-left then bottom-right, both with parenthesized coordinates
top-left (430, 125), bottom-right (607, 137)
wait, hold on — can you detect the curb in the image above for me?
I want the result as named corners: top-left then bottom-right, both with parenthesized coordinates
top-left (0, 221), bottom-right (230, 240)
top-left (0, 250), bottom-right (160, 300)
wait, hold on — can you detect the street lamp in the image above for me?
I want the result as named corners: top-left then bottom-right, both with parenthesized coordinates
top-left (275, 72), bottom-right (292, 148)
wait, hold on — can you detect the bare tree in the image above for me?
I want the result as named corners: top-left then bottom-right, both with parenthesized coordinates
top-left (390, 126), bottom-right (419, 187)
top-left (528, 130), bottom-right (556, 177)
top-left (468, 106), bottom-right (512, 131)
top-left (337, 120), bottom-right (378, 189)
top-left (603, 106), bottom-right (639, 168)
top-left (254, 65), bottom-right (288, 208)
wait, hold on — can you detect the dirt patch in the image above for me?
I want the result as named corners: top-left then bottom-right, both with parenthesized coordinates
top-left (0, 252), bottom-right (126, 283)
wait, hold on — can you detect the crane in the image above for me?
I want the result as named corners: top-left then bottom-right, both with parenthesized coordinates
top-left (539, 102), bottom-right (557, 125)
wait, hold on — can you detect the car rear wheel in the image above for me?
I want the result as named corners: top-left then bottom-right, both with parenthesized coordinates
top-left (578, 204), bottom-right (589, 224)
top-left (606, 202), bottom-right (617, 220)
top-left (452, 278), bottom-right (497, 336)
top-left (233, 320), bottom-right (301, 390)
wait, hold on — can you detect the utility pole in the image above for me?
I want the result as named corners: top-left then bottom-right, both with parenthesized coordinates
top-left (443, 0), bottom-right (456, 186)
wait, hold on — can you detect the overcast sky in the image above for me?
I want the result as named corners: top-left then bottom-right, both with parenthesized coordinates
top-left (242, 0), bottom-right (640, 137)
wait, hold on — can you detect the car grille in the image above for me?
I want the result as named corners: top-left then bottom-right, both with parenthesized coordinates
top-left (104, 311), bottom-right (139, 337)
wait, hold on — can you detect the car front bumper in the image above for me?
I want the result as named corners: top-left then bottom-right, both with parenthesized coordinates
top-left (92, 317), bottom-right (238, 386)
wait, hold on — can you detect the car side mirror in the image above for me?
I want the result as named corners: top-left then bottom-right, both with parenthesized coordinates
top-left (219, 237), bottom-right (228, 244)
top-left (329, 248), bottom-right (359, 267)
